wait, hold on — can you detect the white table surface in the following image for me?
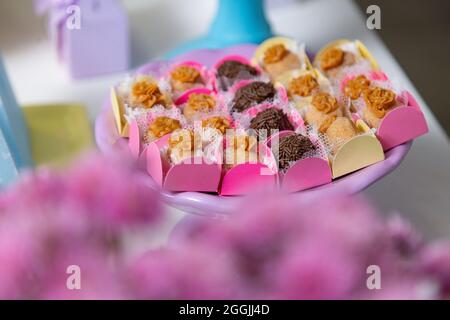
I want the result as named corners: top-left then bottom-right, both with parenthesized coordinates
top-left (1, 0), bottom-right (449, 245)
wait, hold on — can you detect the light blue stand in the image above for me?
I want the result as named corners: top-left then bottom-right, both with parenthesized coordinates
top-left (166, 0), bottom-right (273, 58)
top-left (0, 55), bottom-right (33, 186)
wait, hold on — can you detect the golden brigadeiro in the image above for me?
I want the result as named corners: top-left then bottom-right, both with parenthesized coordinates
top-left (253, 37), bottom-right (312, 80)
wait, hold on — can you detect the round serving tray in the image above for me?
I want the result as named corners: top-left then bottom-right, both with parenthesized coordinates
top-left (95, 44), bottom-right (412, 216)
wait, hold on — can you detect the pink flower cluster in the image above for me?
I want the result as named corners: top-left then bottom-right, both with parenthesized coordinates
top-left (0, 152), bottom-right (449, 299)
top-left (131, 195), bottom-right (450, 300)
top-left (0, 152), bottom-right (162, 299)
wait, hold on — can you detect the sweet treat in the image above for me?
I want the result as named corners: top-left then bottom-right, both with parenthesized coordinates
top-left (170, 64), bottom-right (204, 94)
top-left (231, 81), bottom-right (276, 113)
top-left (107, 37), bottom-right (427, 195)
top-left (321, 116), bottom-right (358, 153)
top-left (129, 77), bottom-right (168, 108)
top-left (202, 116), bottom-right (231, 135)
top-left (275, 69), bottom-right (333, 111)
top-left (304, 92), bottom-right (343, 128)
top-left (182, 93), bottom-right (216, 121)
top-left (167, 128), bottom-right (222, 165)
top-left (217, 60), bottom-right (259, 91)
top-left (168, 129), bottom-right (199, 164)
top-left (314, 40), bottom-right (378, 79)
top-left (262, 44), bottom-right (301, 79)
top-left (249, 108), bottom-right (294, 135)
top-left (362, 87), bottom-right (397, 128)
top-left (253, 37), bottom-right (310, 80)
top-left (224, 134), bottom-right (259, 170)
top-left (276, 134), bottom-right (316, 171)
top-left (344, 75), bottom-right (371, 100)
top-left (288, 73), bottom-right (319, 98)
top-left (146, 116), bottom-right (182, 142)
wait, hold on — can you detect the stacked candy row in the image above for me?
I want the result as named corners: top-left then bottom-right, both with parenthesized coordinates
top-left (110, 37), bottom-right (428, 195)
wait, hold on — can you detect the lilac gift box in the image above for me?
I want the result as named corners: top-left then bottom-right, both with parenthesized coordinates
top-left (36, 0), bottom-right (130, 79)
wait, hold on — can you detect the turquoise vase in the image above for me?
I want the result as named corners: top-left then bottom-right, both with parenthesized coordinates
top-left (167, 0), bottom-right (273, 58)
top-left (0, 55), bottom-right (32, 186)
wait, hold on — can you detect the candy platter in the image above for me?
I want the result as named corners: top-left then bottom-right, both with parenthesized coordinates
top-left (95, 41), bottom-right (426, 215)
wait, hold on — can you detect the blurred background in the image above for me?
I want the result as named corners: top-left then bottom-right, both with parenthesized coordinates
top-left (356, 0), bottom-right (450, 135)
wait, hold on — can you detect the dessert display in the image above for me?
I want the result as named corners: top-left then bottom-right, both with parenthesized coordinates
top-left (109, 37), bottom-right (428, 194)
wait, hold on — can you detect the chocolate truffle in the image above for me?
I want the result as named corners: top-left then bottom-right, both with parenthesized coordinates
top-left (249, 108), bottom-right (294, 135)
top-left (217, 60), bottom-right (258, 90)
top-left (231, 81), bottom-right (276, 113)
top-left (277, 134), bottom-right (316, 171)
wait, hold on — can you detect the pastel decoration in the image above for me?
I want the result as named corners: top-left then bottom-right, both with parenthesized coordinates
top-left (128, 121), bottom-right (141, 159)
top-left (375, 91), bottom-right (428, 151)
top-left (220, 163), bottom-right (278, 196)
top-left (268, 131), bottom-right (332, 192)
top-left (35, 0), bottom-right (130, 79)
top-left (166, 0), bottom-right (273, 58)
top-left (220, 143), bottom-right (277, 196)
top-left (331, 120), bottom-right (385, 178)
top-left (145, 143), bottom-right (164, 188)
top-left (128, 121), bottom-right (171, 159)
top-left (110, 87), bottom-right (129, 137)
top-left (164, 158), bottom-right (222, 192)
top-left (282, 157), bottom-right (332, 193)
top-left (145, 142), bottom-right (221, 192)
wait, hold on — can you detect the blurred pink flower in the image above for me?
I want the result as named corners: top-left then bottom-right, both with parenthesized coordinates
top-left (418, 242), bottom-right (450, 297)
top-left (0, 152), bottom-right (163, 299)
top-left (139, 193), bottom-right (450, 300)
top-left (40, 243), bottom-right (125, 300)
top-left (127, 246), bottom-right (238, 300)
top-left (63, 153), bottom-right (162, 228)
top-left (1, 153), bottom-right (450, 300)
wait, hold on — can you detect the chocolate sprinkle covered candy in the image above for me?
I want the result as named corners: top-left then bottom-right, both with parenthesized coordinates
top-left (277, 134), bottom-right (316, 171)
top-left (231, 82), bottom-right (276, 112)
top-left (218, 60), bottom-right (258, 80)
top-left (249, 108), bottom-right (294, 135)
top-left (217, 61), bottom-right (259, 91)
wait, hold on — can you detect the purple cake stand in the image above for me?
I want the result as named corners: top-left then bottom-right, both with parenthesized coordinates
top-left (95, 44), bottom-right (412, 216)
